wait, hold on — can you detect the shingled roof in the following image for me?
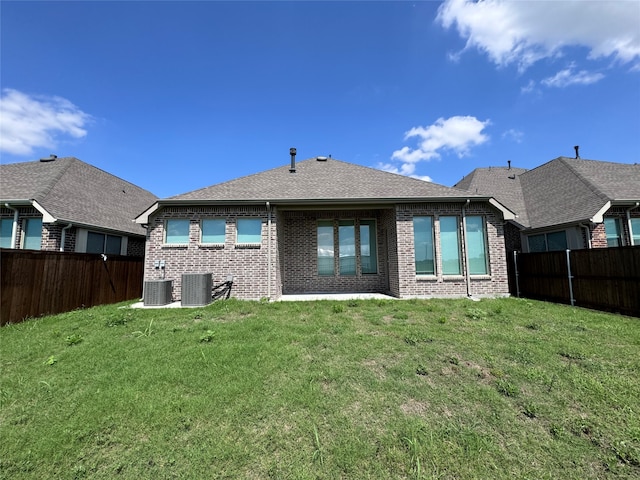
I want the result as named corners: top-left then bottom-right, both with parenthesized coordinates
top-left (1, 157), bottom-right (157, 236)
top-left (454, 157), bottom-right (640, 230)
top-left (137, 156), bottom-right (514, 223)
top-left (170, 157), bottom-right (475, 202)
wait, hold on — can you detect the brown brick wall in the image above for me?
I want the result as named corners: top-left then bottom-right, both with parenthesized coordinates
top-left (145, 202), bottom-right (510, 300)
top-left (145, 205), bottom-right (280, 300)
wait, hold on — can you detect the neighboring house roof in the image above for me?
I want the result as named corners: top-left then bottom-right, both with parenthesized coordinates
top-left (137, 156), bottom-right (514, 223)
top-left (1, 157), bottom-right (158, 236)
top-left (454, 166), bottom-right (529, 227)
top-left (454, 157), bottom-right (640, 230)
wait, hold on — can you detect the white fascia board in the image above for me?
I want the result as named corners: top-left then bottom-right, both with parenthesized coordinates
top-left (135, 202), bottom-right (160, 224)
top-left (488, 198), bottom-right (516, 220)
top-left (589, 201), bottom-right (612, 223)
top-left (31, 200), bottom-right (57, 223)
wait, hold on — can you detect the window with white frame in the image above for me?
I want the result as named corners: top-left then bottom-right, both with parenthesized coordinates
top-left (631, 218), bottom-right (640, 246)
top-left (23, 218), bottom-right (42, 250)
top-left (604, 217), bottom-right (622, 247)
top-left (360, 219), bottom-right (377, 274)
top-left (413, 216), bottom-right (435, 275)
top-left (317, 220), bottom-right (334, 276)
top-left (87, 231), bottom-right (123, 255)
top-left (440, 216), bottom-right (462, 275)
top-left (465, 216), bottom-right (489, 275)
top-left (1, 218), bottom-right (13, 248)
top-left (201, 219), bottom-right (226, 244)
top-left (236, 218), bottom-right (262, 244)
top-left (165, 219), bottom-right (190, 244)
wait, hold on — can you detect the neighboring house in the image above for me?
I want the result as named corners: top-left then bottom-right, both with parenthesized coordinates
top-left (136, 152), bottom-right (515, 301)
top-left (0, 156), bottom-right (158, 256)
top-left (454, 156), bottom-right (640, 254)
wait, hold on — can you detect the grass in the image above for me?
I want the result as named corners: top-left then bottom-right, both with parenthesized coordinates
top-left (1, 297), bottom-right (639, 479)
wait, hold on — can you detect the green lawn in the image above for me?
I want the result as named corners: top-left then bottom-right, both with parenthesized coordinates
top-left (1, 298), bottom-right (639, 479)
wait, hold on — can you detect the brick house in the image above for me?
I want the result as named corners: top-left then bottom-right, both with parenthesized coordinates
top-left (136, 152), bottom-right (515, 301)
top-left (0, 156), bottom-right (157, 256)
top-left (454, 156), bottom-right (640, 255)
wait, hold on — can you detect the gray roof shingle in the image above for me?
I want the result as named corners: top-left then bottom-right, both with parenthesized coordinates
top-left (171, 157), bottom-right (478, 202)
top-left (454, 157), bottom-right (640, 229)
top-left (1, 157), bottom-right (158, 236)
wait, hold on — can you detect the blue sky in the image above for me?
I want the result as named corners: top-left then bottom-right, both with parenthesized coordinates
top-left (1, 0), bottom-right (639, 198)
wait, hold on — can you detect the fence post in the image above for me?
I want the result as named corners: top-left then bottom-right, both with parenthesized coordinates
top-left (566, 249), bottom-right (575, 306)
top-left (513, 251), bottom-right (521, 298)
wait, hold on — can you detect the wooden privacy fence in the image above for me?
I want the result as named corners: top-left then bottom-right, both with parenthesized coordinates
top-left (1, 249), bottom-right (144, 326)
top-left (513, 246), bottom-right (640, 317)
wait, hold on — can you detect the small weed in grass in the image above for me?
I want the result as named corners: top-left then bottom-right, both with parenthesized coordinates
top-left (448, 356), bottom-right (459, 365)
top-left (393, 312), bottom-right (409, 320)
top-left (133, 319), bottom-right (154, 337)
top-left (496, 379), bottom-right (519, 397)
top-left (559, 350), bottom-right (586, 360)
top-left (43, 355), bottom-right (57, 366)
top-left (522, 403), bottom-right (539, 418)
top-left (525, 322), bottom-right (541, 330)
top-left (199, 330), bottom-right (215, 343)
top-left (332, 304), bottom-right (344, 314)
top-left (65, 333), bottom-right (83, 346)
top-left (437, 316), bottom-right (446, 324)
top-left (466, 308), bottom-right (487, 321)
top-left (416, 364), bottom-right (428, 376)
top-left (312, 425), bottom-right (324, 465)
top-left (106, 312), bottom-right (132, 327)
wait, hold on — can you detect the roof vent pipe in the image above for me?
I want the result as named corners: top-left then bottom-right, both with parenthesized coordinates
top-left (574, 145), bottom-right (580, 159)
top-left (507, 160), bottom-right (511, 170)
top-left (289, 147), bottom-right (297, 173)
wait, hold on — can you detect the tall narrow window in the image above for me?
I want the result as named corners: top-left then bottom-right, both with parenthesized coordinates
top-left (440, 216), bottom-right (461, 275)
top-left (23, 218), bottom-right (42, 250)
top-left (631, 218), bottom-right (640, 246)
top-left (317, 220), bottom-right (334, 276)
top-left (339, 220), bottom-right (356, 275)
top-left (604, 218), bottom-right (622, 247)
top-left (465, 216), bottom-right (488, 275)
top-left (0, 218), bottom-right (13, 248)
top-left (236, 219), bottom-right (262, 244)
top-left (360, 220), bottom-right (377, 274)
top-left (413, 216), bottom-right (434, 275)
top-left (165, 219), bottom-right (190, 244)
top-left (201, 219), bottom-right (226, 244)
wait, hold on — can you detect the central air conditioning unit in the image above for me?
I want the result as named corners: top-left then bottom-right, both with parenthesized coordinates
top-left (143, 279), bottom-right (173, 306)
top-left (181, 273), bottom-right (213, 307)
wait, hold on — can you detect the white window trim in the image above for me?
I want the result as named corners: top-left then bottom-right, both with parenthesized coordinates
top-left (235, 218), bottom-right (262, 246)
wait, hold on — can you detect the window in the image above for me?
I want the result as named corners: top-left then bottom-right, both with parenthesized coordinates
top-left (413, 216), bottom-right (434, 275)
top-left (360, 220), bottom-right (377, 274)
top-left (237, 218), bottom-right (261, 244)
top-left (201, 219), bottom-right (225, 244)
top-left (339, 220), bottom-right (356, 275)
top-left (440, 216), bottom-right (461, 275)
top-left (23, 218), bottom-right (42, 250)
top-left (317, 220), bottom-right (334, 276)
top-left (1, 218), bottom-right (12, 248)
top-left (604, 217), bottom-right (622, 247)
top-left (465, 216), bottom-right (489, 275)
top-left (528, 231), bottom-right (567, 252)
top-left (631, 218), bottom-right (640, 246)
top-left (87, 231), bottom-right (122, 255)
top-left (165, 219), bottom-right (190, 244)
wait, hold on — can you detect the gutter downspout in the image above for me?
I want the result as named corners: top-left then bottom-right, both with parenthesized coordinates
top-left (626, 203), bottom-right (639, 246)
top-left (266, 201), bottom-right (272, 300)
top-left (4, 203), bottom-right (19, 249)
top-left (578, 223), bottom-right (592, 249)
top-left (60, 223), bottom-right (73, 252)
top-left (461, 199), bottom-right (472, 298)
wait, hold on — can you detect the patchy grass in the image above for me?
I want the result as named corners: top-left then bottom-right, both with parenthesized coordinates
top-left (1, 297), bottom-right (639, 479)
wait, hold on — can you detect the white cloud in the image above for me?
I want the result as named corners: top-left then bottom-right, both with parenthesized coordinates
top-left (387, 115), bottom-right (490, 180)
top-left (436, 0), bottom-right (640, 71)
top-left (502, 128), bottom-right (524, 143)
top-left (541, 63), bottom-right (605, 88)
top-left (377, 162), bottom-right (433, 182)
top-left (0, 88), bottom-right (92, 156)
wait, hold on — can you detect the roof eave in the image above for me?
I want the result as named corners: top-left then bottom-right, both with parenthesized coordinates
top-left (2, 199), bottom-right (56, 222)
